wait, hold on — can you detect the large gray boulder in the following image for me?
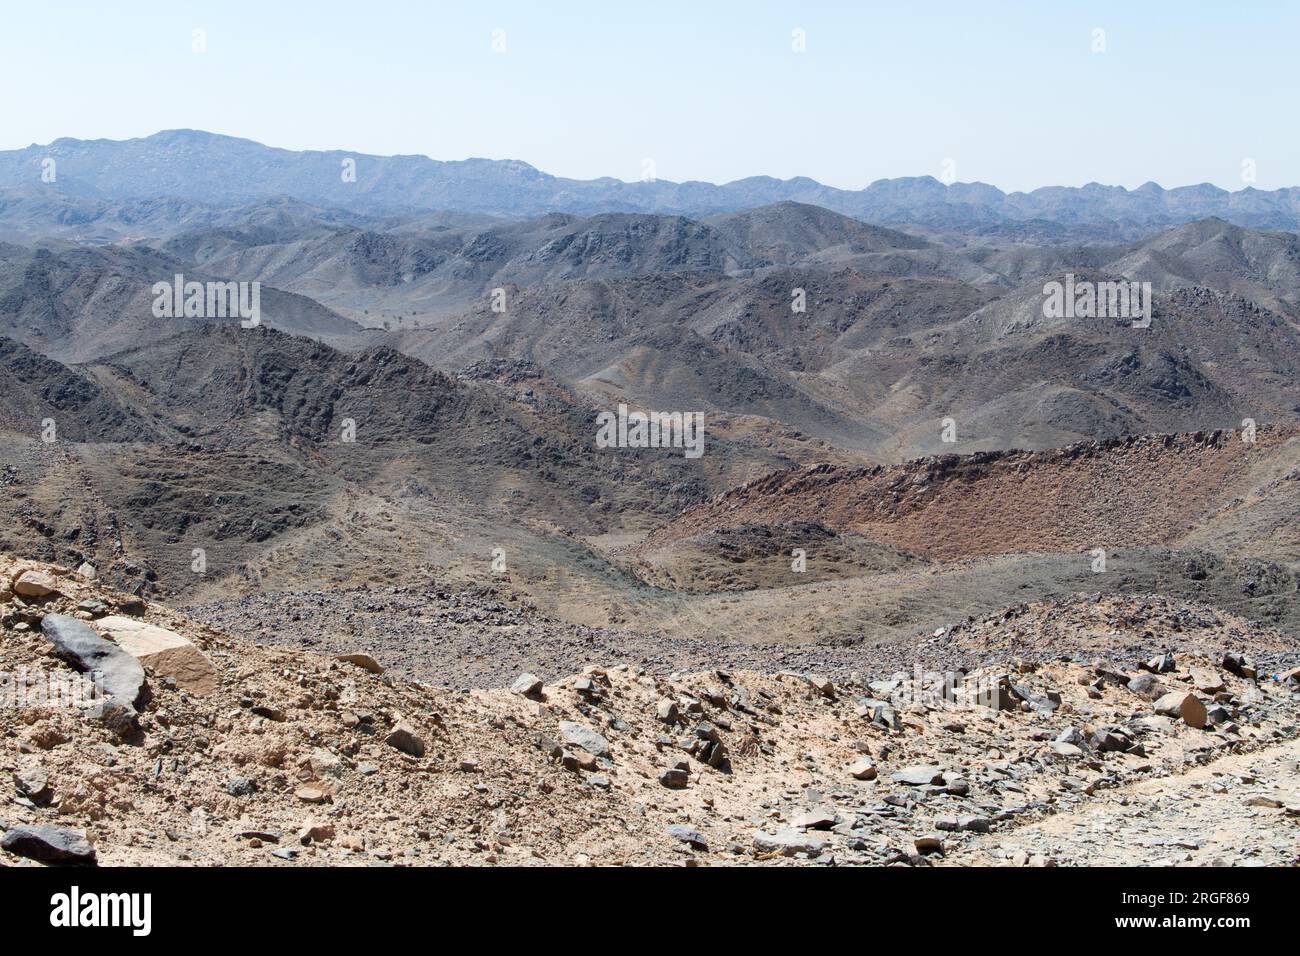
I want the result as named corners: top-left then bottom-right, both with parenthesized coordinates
top-left (40, 613), bottom-right (146, 732)
top-left (1, 824), bottom-right (97, 865)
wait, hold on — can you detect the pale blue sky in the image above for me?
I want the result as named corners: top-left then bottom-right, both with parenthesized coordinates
top-left (1, 0), bottom-right (1295, 192)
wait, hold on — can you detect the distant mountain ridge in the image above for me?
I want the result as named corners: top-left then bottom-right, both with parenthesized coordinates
top-left (3, 129), bottom-right (1300, 233)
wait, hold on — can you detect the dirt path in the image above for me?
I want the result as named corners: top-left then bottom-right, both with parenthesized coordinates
top-left (957, 737), bottom-right (1300, 866)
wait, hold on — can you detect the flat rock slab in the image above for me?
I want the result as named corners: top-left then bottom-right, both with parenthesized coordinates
top-left (40, 613), bottom-right (145, 718)
top-left (753, 828), bottom-right (827, 857)
top-left (337, 653), bottom-right (384, 675)
top-left (95, 615), bottom-right (219, 696)
top-left (665, 824), bottom-right (708, 849)
top-left (891, 765), bottom-right (946, 786)
top-left (1, 824), bottom-right (97, 865)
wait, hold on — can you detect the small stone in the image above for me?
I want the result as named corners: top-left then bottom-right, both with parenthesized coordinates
top-left (666, 824), bottom-right (708, 849)
top-left (510, 673), bottom-right (544, 698)
top-left (1144, 652), bottom-right (1176, 674)
top-left (656, 698), bottom-right (680, 724)
top-left (914, 835), bottom-right (944, 855)
top-left (386, 723), bottom-right (426, 757)
top-left (298, 820), bottom-right (336, 844)
top-left (1128, 673), bottom-right (1165, 700)
top-left (791, 808), bottom-right (836, 830)
top-left (659, 768), bottom-right (689, 789)
top-left (849, 758), bottom-right (878, 780)
top-left (1190, 669), bottom-right (1226, 694)
top-left (295, 786), bottom-right (329, 804)
top-left (1244, 796), bottom-right (1283, 809)
top-left (76, 562), bottom-right (98, 582)
top-left (13, 765), bottom-right (51, 804)
top-left (226, 775), bottom-right (257, 797)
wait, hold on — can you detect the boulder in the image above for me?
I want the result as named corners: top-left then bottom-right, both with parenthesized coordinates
top-left (94, 615), bottom-right (219, 696)
top-left (1, 824), bottom-right (96, 865)
top-left (1154, 691), bottom-right (1208, 729)
top-left (385, 723), bottom-right (426, 757)
top-left (1128, 673), bottom-right (1166, 701)
top-left (558, 721), bottom-right (609, 757)
top-left (510, 673), bottom-right (544, 698)
top-left (14, 569), bottom-right (60, 598)
top-left (659, 768), bottom-right (689, 789)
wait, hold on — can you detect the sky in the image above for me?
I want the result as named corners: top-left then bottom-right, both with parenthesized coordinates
top-left (0, 1), bottom-right (1295, 193)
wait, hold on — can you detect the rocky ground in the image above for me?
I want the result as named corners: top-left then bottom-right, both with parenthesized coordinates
top-left (3, 555), bottom-right (1299, 867)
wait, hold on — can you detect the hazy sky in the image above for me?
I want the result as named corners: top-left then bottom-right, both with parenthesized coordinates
top-left (1, 1), bottom-right (1295, 192)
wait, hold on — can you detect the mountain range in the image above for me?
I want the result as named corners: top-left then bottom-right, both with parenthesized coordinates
top-left (5, 129), bottom-right (1300, 238)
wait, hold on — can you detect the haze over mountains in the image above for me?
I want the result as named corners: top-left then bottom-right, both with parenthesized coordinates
top-left (5, 130), bottom-right (1300, 238)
